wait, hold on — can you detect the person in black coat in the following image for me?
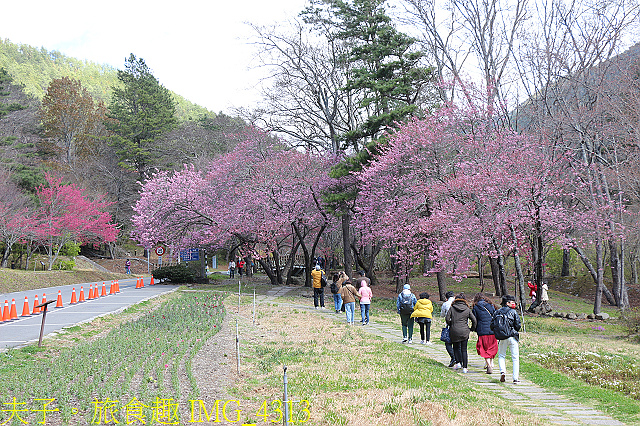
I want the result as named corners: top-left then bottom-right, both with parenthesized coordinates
top-left (492, 294), bottom-right (522, 384)
top-left (445, 294), bottom-right (477, 373)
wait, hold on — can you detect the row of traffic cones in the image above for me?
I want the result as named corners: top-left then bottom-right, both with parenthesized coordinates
top-left (1, 277), bottom-right (151, 322)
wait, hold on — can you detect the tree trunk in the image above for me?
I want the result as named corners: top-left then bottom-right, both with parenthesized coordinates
top-left (437, 271), bottom-right (447, 301)
top-left (489, 257), bottom-right (501, 296)
top-left (341, 213), bottom-right (353, 278)
top-left (510, 226), bottom-right (526, 309)
top-left (1, 244), bottom-right (11, 268)
top-left (351, 242), bottom-right (380, 286)
top-left (477, 255), bottom-right (484, 292)
top-left (257, 258), bottom-right (279, 285)
top-left (497, 254), bottom-right (508, 296)
top-left (293, 223), bottom-right (312, 287)
top-left (571, 243), bottom-right (616, 311)
top-left (594, 240), bottom-right (604, 314)
top-left (285, 238), bottom-right (302, 286)
top-left (273, 251), bottom-right (284, 285)
top-left (608, 238), bottom-right (621, 307)
top-left (561, 249), bottom-right (571, 276)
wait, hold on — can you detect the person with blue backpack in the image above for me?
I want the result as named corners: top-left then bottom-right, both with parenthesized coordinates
top-left (397, 284), bottom-right (417, 343)
top-left (491, 294), bottom-right (522, 384)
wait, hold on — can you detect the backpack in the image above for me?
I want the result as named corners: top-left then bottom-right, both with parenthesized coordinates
top-left (330, 282), bottom-right (338, 294)
top-left (399, 293), bottom-right (414, 314)
top-left (491, 312), bottom-right (510, 340)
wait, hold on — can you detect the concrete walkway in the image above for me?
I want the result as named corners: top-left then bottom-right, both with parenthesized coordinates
top-left (256, 286), bottom-right (626, 426)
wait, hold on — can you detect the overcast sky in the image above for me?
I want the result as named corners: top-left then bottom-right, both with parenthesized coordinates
top-left (2, 0), bottom-right (308, 113)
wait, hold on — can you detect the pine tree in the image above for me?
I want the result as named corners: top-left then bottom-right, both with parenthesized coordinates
top-left (107, 54), bottom-right (177, 180)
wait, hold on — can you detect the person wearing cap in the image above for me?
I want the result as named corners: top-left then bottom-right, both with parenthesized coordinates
top-left (311, 264), bottom-right (326, 309)
top-left (354, 270), bottom-right (370, 289)
top-left (397, 284), bottom-right (417, 343)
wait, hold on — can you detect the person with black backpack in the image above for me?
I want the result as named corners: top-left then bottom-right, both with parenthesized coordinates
top-left (491, 295), bottom-right (522, 384)
top-left (396, 284), bottom-right (418, 343)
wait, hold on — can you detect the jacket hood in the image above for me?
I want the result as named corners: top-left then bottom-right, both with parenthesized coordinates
top-left (401, 289), bottom-right (412, 296)
top-left (451, 299), bottom-right (469, 311)
top-left (360, 281), bottom-right (368, 288)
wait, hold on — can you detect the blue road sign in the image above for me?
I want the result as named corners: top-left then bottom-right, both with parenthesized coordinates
top-left (180, 248), bottom-right (200, 261)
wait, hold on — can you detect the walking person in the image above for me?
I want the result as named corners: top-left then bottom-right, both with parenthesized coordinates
top-left (472, 293), bottom-right (498, 374)
top-left (311, 265), bottom-right (326, 309)
top-left (440, 291), bottom-right (456, 367)
top-left (445, 294), bottom-right (477, 373)
top-left (492, 295), bottom-right (522, 384)
top-left (397, 284), bottom-right (417, 343)
top-left (411, 292), bottom-right (433, 344)
top-left (359, 278), bottom-right (373, 325)
top-left (125, 259), bottom-right (131, 275)
top-left (339, 279), bottom-right (360, 324)
top-left (237, 258), bottom-right (245, 277)
top-left (330, 272), bottom-right (346, 313)
top-left (228, 259), bottom-right (236, 278)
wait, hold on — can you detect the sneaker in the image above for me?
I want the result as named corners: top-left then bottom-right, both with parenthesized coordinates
top-left (402, 338), bottom-right (408, 343)
top-left (453, 363), bottom-right (461, 370)
top-left (448, 360), bottom-right (456, 368)
top-left (513, 380), bottom-right (521, 384)
top-left (365, 321), bottom-right (369, 325)
top-left (487, 366), bottom-right (493, 374)
top-left (425, 341), bottom-right (433, 345)
top-left (462, 368), bottom-right (468, 373)
top-left (335, 310), bottom-right (339, 314)
top-left (321, 306), bottom-right (326, 310)
top-left (500, 373), bottom-right (506, 382)
top-left (408, 339), bottom-right (413, 344)
top-left (420, 340), bottom-right (425, 344)
top-left (314, 306), bottom-right (319, 309)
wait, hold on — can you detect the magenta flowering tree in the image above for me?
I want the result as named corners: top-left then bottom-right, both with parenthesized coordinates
top-left (132, 127), bottom-right (334, 285)
top-left (34, 174), bottom-right (118, 270)
top-left (356, 96), bottom-right (573, 301)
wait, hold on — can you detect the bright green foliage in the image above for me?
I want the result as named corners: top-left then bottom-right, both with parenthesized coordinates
top-left (0, 68), bottom-right (26, 118)
top-left (107, 54), bottom-right (177, 180)
top-left (304, 0), bottom-right (435, 149)
top-left (0, 40), bottom-right (214, 121)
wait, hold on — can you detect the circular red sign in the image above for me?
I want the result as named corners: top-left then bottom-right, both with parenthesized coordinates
top-left (155, 246), bottom-right (165, 256)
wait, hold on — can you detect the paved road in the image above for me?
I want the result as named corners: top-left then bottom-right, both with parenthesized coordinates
top-left (0, 277), bottom-right (179, 349)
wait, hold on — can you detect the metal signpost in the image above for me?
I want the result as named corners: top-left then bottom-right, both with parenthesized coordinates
top-left (36, 300), bottom-right (57, 347)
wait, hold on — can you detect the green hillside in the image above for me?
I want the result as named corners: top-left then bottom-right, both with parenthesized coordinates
top-left (0, 38), bottom-right (214, 121)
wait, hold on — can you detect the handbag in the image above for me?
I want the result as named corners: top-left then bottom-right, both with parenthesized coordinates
top-left (321, 275), bottom-right (327, 288)
top-left (440, 326), bottom-right (451, 343)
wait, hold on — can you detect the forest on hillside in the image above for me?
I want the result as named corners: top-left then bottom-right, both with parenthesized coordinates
top-left (2, 0), bottom-right (640, 316)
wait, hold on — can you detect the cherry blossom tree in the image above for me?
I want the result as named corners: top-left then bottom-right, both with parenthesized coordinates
top-left (356, 91), bottom-right (573, 301)
top-left (34, 174), bottom-right (118, 270)
top-left (132, 128), bottom-right (334, 285)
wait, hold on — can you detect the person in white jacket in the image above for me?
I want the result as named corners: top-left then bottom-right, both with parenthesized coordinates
top-left (440, 291), bottom-right (456, 367)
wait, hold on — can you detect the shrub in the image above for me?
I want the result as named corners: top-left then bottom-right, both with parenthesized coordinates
top-left (152, 264), bottom-right (197, 283)
top-left (61, 241), bottom-right (81, 257)
top-left (54, 260), bottom-right (75, 270)
top-left (620, 307), bottom-right (640, 337)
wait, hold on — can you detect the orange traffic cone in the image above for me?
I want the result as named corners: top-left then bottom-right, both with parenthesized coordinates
top-left (109, 281), bottom-right (114, 294)
top-left (101, 282), bottom-right (107, 297)
top-left (79, 286), bottom-right (85, 302)
top-left (56, 291), bottom-right (63, 308)
top-left (150, 276), bottom-right (155, 286)
top-left (70, 288), bottom-right (77, 304)
top-left (140, 277), bottom-right (144, 288)
top-left (21, 296), bottom-right (30, 317)
top-left (2, 300), bottom-right (9, 321)
top-left (9, 299), bottom-right (18, 319)
top-left (32, 295), bottom-right (40, 314)
top-left (116, 280), bottom-right (120, 293)
top-left (41, 294), bottom-right (47, 308)
top-left (135, 277), bottom-right (140, 289)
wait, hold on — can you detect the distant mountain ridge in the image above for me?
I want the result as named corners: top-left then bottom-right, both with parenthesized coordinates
top-left (0, 38), bottom-right (214, 121)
